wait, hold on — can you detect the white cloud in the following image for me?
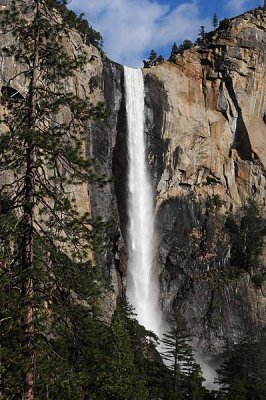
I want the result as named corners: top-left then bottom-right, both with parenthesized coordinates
top-left (69, 0), bottom-right (211, 67)
top-left (226, 0), bottom-right (260, 14)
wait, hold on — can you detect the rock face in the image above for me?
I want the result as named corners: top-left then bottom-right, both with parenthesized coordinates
top-left (143, 7), bottom-right (266, 353)
top-left (88, 58), bottom-right (128, 314)
top-left (94, 7), bottom-right (266, 353)
top-left (0, 5), bottom-right (266, 354)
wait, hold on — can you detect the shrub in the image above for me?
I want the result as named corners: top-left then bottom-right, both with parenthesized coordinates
top-left (206, 194), bottom-right (226, 211)
top-left (251, 273), bottom-right (265, 288)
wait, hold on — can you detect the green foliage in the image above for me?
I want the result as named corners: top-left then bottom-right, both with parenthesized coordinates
top-left (206, 194), bottom-right (226, 211)
top-left (251, 273), bottom-right (265, 288)
top-left (157, 54), bottom-right (165, 64)
top-left (217, 340), bottom-right (266, 400)
top-left (143, 49), bottom-right (164, 68)
top-left (169, 42), bottom-right (179, 61)
top-left (195, 26), bottom-right (206, 45)
top-left (0, 0), bottom-right (107, 398)
top-left (149, 49), bottom-right (157, 61)
top-left (225, 201), bottom-right (266, 271)
top-left (46, 0), bottom-right (103, 48)
top-left (179, 39), bottom-right (194, 52)
top-left (212, 194), bottom-right (226, 209)
top-left (219, 18), bottom-right (230, 29)
top-left (0, 203), bottom-right (110, 399)
top-left (212, 13), bottom-right (219, 29)
top-left (91, 300), bottom-right (215, 400)
top-left (92, 303), bottom-right (148, 400)
top-left (121, 300), bottom-right (169, 400)
top-left (199, 26), bottom-right (206, 40)
top-left (161, 314), bottom-right (206, 400)
top-left (169, 40), bottom-right (193, 61)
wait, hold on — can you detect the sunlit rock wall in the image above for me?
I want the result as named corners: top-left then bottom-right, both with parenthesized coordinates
top-left (144, 7), bottom-right (266, 353)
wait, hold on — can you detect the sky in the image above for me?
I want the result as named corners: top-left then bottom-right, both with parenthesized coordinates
top-left (69, 0), bottom-right (263, 67)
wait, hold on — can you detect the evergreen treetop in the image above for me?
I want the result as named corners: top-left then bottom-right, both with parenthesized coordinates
top-left (199, 25), bottom-right (205, 39)
top-left (143, 49), bottom-right (164, 68)
top-left (161, 314), bottom-right (206, 399)
top-left (169, 42), bottom-right (179, 61)
top-left (212, 13), bottom-right (218, 29)
top-left (194, 25), bottom-right (206, 45)
top-left (46, 0), bottom-right (103, 48)
top-left (149, 49), bottom-right (157, 61)
top-left (93, 305), bottom-right (148, 400)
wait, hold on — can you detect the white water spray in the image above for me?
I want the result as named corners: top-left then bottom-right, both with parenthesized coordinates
top-left (124, 66), bottom-right (162, 336)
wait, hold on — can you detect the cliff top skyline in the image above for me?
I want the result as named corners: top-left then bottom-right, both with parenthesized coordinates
top-left (69, 0), bottom-right (262, 67)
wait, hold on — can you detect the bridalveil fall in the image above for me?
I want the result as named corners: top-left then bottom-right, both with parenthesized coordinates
top-left (124, 66), bottom-right (162, 336)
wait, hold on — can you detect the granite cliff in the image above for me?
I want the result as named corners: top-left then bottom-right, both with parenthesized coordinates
top-left (144, 7), bottom-right (266, 354)
top-left (0, 4), bottom-right (265, 357)
top-left (97, 7), bottom-right (266, 355)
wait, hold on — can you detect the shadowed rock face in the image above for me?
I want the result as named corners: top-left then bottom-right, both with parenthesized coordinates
top-left (144, 73), bottom-right (170, 188)
top-left (88, 58), bottom-right (128, 307)
top-left (0, 5), bottom-right (265, 352)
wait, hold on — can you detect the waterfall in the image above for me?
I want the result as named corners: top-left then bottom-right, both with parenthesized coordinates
top-left (124, 66), bottom-right (162, 336)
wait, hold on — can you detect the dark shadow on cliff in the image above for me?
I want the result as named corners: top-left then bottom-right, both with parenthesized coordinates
top-left (157, 194), bottom-right (265, 355)
top-left (109, 62), bottom-right (129, 243)
top-left (144, 72), bottom-right (170, 190)
top-left (223, 76), bottom-right (253, 161)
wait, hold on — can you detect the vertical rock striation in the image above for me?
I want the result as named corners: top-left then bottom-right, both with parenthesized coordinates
top-left (143, 7), bottom-right (266, 353)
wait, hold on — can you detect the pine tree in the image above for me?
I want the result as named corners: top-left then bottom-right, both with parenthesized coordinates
top-left (161, 314), bottom-right (205, 399)
top-left (178, 40), bottom-right (193, 53)
top-left (169, 42), bottom-right (179, 61)
top-left (182, 39), bottom-right (193, 50)
top-left (149, 49), bottom-right (157, 63)
top-left (157, 55), bottom-right (164, 64)
top-left (0, 1), bottom-right (107, 398)
top-left (212, 13), bottom-right (218, 29)
top-left (94, 305), bottom-right (148, 400)
top-left (143, 49), bottom-right (162, 68)
top-left (121, 300), bottom-right (170, 399)
top-left (200, 26), bottom-right (205, 39)
top-left (217, 340), bottom-right (266, 400)
top-left (47, 1), bottom-right (103, 48)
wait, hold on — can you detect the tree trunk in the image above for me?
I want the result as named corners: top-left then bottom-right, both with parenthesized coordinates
top-left (21, 144), bottom-right (36, 400)
top-left (21, 2), bottom-right (40, 399)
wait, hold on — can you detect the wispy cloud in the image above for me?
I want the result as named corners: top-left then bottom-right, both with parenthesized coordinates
top-left (226, 0), bottom-right (260, 14)
top-left (70, 0), bottom-right (211, 67)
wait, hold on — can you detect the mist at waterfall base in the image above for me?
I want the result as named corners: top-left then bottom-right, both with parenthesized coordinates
top-left (124, 66), bottom-right (220, 391)
top-left (195, 352), bottom-right (221, 390)
top-left (124, 66), bottom-right (162, 337)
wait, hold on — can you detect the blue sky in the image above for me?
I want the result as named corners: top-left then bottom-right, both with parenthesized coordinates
top-left (69, 0), bottom-right (262, 67)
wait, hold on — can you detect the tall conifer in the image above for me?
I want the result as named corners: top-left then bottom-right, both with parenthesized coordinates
top-left (169, 42), bottom-right (179, 61)
top-left (212, 13), bottom-right (218, 29)
top-left (0, 1), bottom-right (106, 398)
top-left (161, 314), bottom-right (205, 399)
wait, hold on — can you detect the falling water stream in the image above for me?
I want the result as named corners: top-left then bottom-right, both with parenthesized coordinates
top-left (124, 66), bottom-right (162, 336)
top-left (124, 67), bottom-right (219, 388)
